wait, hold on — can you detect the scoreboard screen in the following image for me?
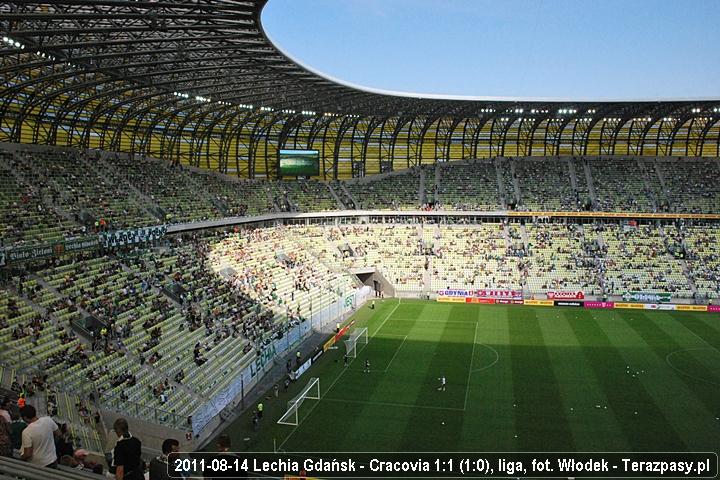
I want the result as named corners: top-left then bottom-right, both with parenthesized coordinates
top-left (279, 149), bottom-right (320, 176)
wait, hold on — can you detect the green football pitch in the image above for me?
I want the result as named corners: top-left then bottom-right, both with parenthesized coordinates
top-left (219, 299), bottom-right (720, 454)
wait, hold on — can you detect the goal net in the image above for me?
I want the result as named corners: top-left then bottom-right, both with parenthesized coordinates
top-left (344, 327), bottom-right (368, 359)
top-left (277, 377), bottom-right (321, 426)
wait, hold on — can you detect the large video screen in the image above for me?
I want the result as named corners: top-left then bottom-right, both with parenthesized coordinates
top-left (279, 149), bottom-right (320, 177)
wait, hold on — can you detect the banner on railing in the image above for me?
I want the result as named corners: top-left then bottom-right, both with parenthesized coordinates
top-left (2, 236), bottom-right (100, 265)
top-left (437, 289), bottom-right (522, 299)
top-left (99, 225), bottom-right (166, 248)
top-left (622, 292), bottom-right (672, 303)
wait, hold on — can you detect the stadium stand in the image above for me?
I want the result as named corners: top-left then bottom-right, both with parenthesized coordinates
top-left (675, 225), bottom-right (720, 299)
top-left (656, 159), bottom-right (720, 214)
top-left (345, 169), bottom-right (421, 210)
top-left (435, 161), bottom-right (502, 211)
top-left (603, 224), bottom-right (693, 298)
top-left (515, 159), bottom-right (577, 211)
top-left (114, 156), bottom-right (221, 223)
top-left (0, 152), bottom-right (84, 245)
top-left (525, 222), bottom-right (604, 295)
top-left (432, 223), bottom-right (523, 291)
top-left (272, 180), bottom-right (338, 212)
top-left (589, 158), bottom-right (659, 212)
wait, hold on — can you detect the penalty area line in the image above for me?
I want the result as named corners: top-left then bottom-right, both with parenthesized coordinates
top-left (322, 396), bottom-right (465, 412)
top-left (463, 321), bottom-right (478, 411)
top-left (277, 317), bottom-right (378, 452)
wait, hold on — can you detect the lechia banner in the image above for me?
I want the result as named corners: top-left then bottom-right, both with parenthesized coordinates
top-left (622, 292), bottom-right (672, 303)
top-left (99, 225), bottom-right (167, 248)
top-left (2, 236), bottom-right (100, 265)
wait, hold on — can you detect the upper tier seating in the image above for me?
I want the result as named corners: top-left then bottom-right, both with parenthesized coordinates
top-left (435, 162), bottom-right (501, 211)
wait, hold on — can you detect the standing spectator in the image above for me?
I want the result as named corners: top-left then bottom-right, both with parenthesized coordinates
top-left (0, 397), bottom-right (11, 423)
top-left (110, 418), bottom-right (143, 480)
top-left (149, 438), bottom-right (180, 480)
top-left (10, 410), bottom-right (27, 450)
top-left (20, 405), bottom-right (59, 468)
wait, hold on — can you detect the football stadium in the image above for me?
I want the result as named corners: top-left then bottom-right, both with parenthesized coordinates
top-left (0, 1), bottom-right (719, 479)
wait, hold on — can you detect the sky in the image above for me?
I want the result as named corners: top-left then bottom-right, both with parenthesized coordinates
top-left (261, 0), bottom-right (720, 101)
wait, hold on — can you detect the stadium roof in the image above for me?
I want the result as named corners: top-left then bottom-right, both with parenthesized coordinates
top-left (1, 0), bottom-right (717, 117)
top-left (1, 0), bottom-right (719, 178)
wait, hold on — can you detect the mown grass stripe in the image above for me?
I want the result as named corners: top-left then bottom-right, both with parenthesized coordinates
top-left (508, 307), bottom-right (574, 451)
top-left (574, 309), bottom-right (688, 451)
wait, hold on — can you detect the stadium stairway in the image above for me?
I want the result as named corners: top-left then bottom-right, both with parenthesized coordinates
top-left (652, 160), bottom-right (673, 208)
top-left (567, 157), bottom-right (580, 195)
top-left (658, 226), bottom-right (700, 298)
top-left (635, 158), bottom-right (660, 212)
top-left (581, 158), bottom-right (599, 209)
top-left (0, 455), bottom-right (105, 480)
top-left (433, 162), bottom-right (441, 204)
top-left (509, 158), bottom-right (523, 206)
top-left (337, 182), bottom-right (358, 209)
top-left (494, 158), bottom-right (509, 209)
top-left (326, 182), bottom-right (346, 210)
top-left (418, 166), bottom-right (427, 205)
top-left (95, 154), bottom-right (166, 221)
top-left (80, 152), bottom-right (165, 223)
top-left (519, 224), bottom-right (530, 252)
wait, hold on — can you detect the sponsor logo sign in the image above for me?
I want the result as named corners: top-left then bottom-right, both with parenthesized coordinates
top-left (708, 305), bottom-right (720, 313)
top-left (437, 296), bottom-right (466, 303)
top-left (495, 299), bottom-right (524, 305)
top-left (291, 358), bottom-right (312, 380)
top-left (437, 289), bottom-right (471, 297)
top-left (311, 349), bottom-right (324, 363)
top-left (554, 300), bottom-right (584, 307)
top-left (475, 289), bottom-right (522, 299)
top-left (615, 302), bottom-right (645, 309)
top-left (547, 291), bottom-right (585, 300)
top-left (438, 289), bottom-right (522, 299)
top-left (322, 337), bottom-right (336, 352)
top-left (676, 305), bottom-right (708, 312)
top-left (584, 301), bottom-right (615, 309)
top-left (524, 299), bottom-right (555, 306)
top-left (465, 297), bottom-right (496, 304)
top-left (643, 303), bottom-right (677, 311)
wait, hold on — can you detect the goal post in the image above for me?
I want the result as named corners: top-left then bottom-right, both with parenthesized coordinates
top-left (344, 327), bottom-right (368, 359)
top-left (277, 377), bottom-right (321, 426)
